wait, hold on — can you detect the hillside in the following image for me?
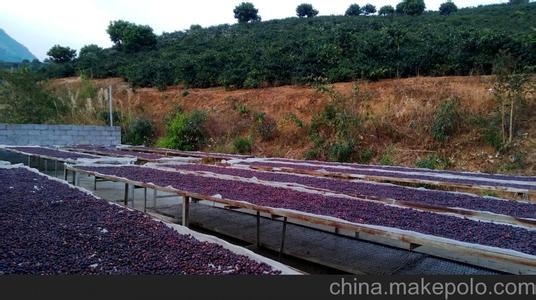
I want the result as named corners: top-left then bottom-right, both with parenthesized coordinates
top-left (58, 3), bottom-right (536, 90)
top-left (0, 29), bottom-right (36, 63)
top-left (50, 75), bottom-right (536, 175)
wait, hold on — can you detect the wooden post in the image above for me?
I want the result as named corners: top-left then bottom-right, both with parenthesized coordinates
top-left (182, 196), bottom-right (190, 227)
top-left (256, 211), bottom-right (261, 248)
top-left (123, 183), bottom-right (128, 206)
top-left (279, 217), bottom-right (288, 259)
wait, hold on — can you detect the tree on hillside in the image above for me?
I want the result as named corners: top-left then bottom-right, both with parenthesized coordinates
top-left (396, 0), bottom-right (426, 16)
top-left (106, 20), bottom-right (157, 52)
top-left (439, 1), bottom-right (458, 15)
top-left (77, 44), bottom-right (104, 77)
top-left (296, 3), bottom-right (318, 18)
top-left (509, 0), bottom-right (529, 4)
top-left (378, 5), bottom-right (395, 16)
top-left (46, 45), bottom-right (76, 63)
top-left (345, 4), bottom-right (361, 16)
top-left (361, 4), bottom-right (377, 16)
top-left (233, 2), bottom-right (261, 23)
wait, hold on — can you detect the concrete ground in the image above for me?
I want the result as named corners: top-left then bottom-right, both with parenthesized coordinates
top-left (0, 150), bottom-right (500, 274)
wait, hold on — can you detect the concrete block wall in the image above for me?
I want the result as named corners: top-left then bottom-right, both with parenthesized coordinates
top-left (0, 124), bottom-right (121, 146)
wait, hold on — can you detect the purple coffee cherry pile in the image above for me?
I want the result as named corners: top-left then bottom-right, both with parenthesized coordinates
top-left (162, 163), bottom-right (536, 219)
top-left (0, 167), bottom-right (279, 275)
top-left (79, 165), bottom-right (536, 256)
top-left (8, 146), bottom-right (98, 160)
top-left (246, 161), bottom-right (536, 191)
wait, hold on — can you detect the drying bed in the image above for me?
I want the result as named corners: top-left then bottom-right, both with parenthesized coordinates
top-left (159, 163), bottom-right (536, 220)
top-left (0, 166), bottom-right (284, 275)
top-left (67, 145), bottom-right (166, 161)
top-left (77, 165), bottom-right (536, 257)
top-left (3, 146), bottom-right (99, 161)
top-left (238, 160), bottom-right (536, 192)
top-left (122, 145), bottom-right (252, 160)
top-left (273, 158), bottom-right (536, 183)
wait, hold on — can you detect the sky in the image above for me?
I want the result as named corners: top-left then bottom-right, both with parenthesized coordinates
top-left (0, 0), bottom-right (509, 60)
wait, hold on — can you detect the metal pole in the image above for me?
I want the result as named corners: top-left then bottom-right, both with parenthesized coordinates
top-left (108, 85), bottom-right (113, 127)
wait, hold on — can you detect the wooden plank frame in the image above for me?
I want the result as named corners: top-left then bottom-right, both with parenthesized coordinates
top-left (65, 164), bottom-right (536, 275)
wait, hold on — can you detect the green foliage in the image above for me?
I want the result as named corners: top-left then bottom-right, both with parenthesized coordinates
top-left (157, 110), bottom-right (208, 150)
top-left (481, 191), bottom-right (500, 198)
top-left (379, 151), bottom-right (394, 165)
top-left (233, 2), bottom-right (261, 23)
top-left (288, 113), bottom-right (304, 128)
top-left (0, 68), bottom-right (65, 123)
top-left (361, 4), bottom-right (377, 16)
top-left (123, 117), bottom-right (155, 145)
top-left (296, 4), bottom-right (318, 18)
top-left (360, 148), bottom-right (375, 163)
top-left (79, 75), bottom-right (97, 99)
top-left (304, 149), bottom-right (318, 159)
top-left (345, 4), bottom-right (361, 16)
top-left (397, 0), bottom-right (426, 16)
top-left (379, 5), bottom-right (395, 16)
top-left (46, 45), bottom-right (76, 63)
top-left (432, 98), bottom-right (460, 142)
top-left (233, 137), bottom-right (253, 154)
top-left (415, 154), bottom-right (452, 170)
top-left (253, 112), bottom-right (278, 141)
top-left (502, 152), bottom-right (525, 171)
top-left (308, 87), bottom-right (363, 162)
top-left (39, 4), bottom-right (536, 89)
top-left (107, 20), bottom-right (157, 52)
top-left (439, 1), bottom-right (458, 16)
top-left (509, 0), bottom-right (529, 5)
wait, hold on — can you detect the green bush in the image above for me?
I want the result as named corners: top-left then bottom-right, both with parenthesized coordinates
top-left (123, 117), bottom-right (154, 145)
top-left (233, 137), bottom-right (253, 154)
top-left (415, 154), bottom-right (452, 170)
top-left (432, 98), bottom-right (460, 142)
top-left (157, 110), bottom-right (208, 150)
top-left (328, 140), bottom-right (356, 162)
top-left (502, 152), bottom-right (525, 171)
top-left (304, 149), bottom-right (318, 160)
top-left (379, 152), bottom-right (394, 166)
top-left (359, 148), bottom-right (375, 164)
top-left (253, 112), bottom-right (278, 141)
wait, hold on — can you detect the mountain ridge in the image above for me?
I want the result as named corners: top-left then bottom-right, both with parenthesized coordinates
top-left (0, 29), bottom-right (36, 63)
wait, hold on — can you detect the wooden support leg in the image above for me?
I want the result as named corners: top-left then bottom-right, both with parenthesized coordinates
top-left (182, 196), bottom-right (190, 227)
top-left (130, 185), bottom-right (135, 207)
top-left (256, 211), bottom-right (261, 248)
top-left (143, 188), bottom-right (147, 213)
top-left (123, 183), bottom-right (129, 206)
top-left (279, 217), bottom-right (288, 259)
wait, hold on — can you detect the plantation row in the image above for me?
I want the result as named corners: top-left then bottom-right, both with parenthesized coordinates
top-left (32, 3), bottom-right (536, 89)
